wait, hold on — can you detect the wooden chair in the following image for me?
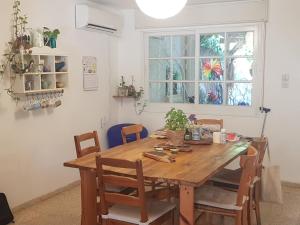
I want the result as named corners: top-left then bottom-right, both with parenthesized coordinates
top-left (194, 146), bottom-right (258, 225)
top-left (196, 119), bottom-right (223, 131)
top-left (96, 156), bottom-right (176, 225)
top-left (121, 124), bottom-right (171, 198)
top-left (74, 130), bottom-right (133, 203)
top-left (210, 138), bottom-right (268, 225)
top-left (121, 124), bottom-right (143, 144)
top-left (74, 131), bottom-right (101, 158)
top-left (74, 131), bottom-right (101, 225)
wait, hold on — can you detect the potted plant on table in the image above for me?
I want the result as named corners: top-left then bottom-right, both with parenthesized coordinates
top-left (165, 108), bottom-right (188, 146)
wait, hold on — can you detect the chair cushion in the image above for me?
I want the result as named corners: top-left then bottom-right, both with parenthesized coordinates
top-left (195, 185), bottom-right (245, 211)
top-left (210, 168), bottom-right (241, 186)
top-left (102, 200), bottom-right (176, 225)
top-left (106, 185), bottom-right (127, 193)
top-left (211, 168), bottom-right (260, 189)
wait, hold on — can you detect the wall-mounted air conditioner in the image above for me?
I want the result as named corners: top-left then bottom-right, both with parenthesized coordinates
top-left (75, 4), bottom-right (123, 36)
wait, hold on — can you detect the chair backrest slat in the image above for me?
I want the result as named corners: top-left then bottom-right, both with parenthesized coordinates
top-left (80, 146), bottom-right (100, 156)
top-left (101, 157), bottom-right (138, 169)
top-left (96, 156), bottom-right (148, 223)
top-left (103, 175), bottom-right (139, 188)
top-left (121, 124), bottom-right (143, 144)
top-left (74, 131), bottom-right (100, 158)
top-left (104, 193), bottom-right (141, 207)
top-left (196, 119), bottom-right (223, 130)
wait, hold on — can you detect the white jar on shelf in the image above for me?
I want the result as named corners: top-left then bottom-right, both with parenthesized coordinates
top-left (31, 29), bottom-right (44, 48)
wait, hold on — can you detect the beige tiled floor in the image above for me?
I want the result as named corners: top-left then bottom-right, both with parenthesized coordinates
top-left (13, 185), bottom-right (300, 225)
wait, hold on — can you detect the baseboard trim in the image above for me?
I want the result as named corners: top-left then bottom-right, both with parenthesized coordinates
top-left (282, 181), bottom-right (300, 189)
top-left (12, 180), bottom-right (80, 213)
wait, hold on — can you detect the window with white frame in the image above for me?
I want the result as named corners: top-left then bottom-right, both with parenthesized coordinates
top-left (146, 25), bottom-right (262, 111)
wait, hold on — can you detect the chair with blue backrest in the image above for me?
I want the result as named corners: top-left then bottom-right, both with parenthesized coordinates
top-left (107, 123), bottom-right (148, 148)
top-left (121, 124), bottom-right (144, 144)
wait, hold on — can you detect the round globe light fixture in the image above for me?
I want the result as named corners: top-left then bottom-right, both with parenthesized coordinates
top-left (135, 0), bottom-right (188, 19)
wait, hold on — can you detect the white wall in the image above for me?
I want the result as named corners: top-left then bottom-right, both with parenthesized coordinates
top-left (135, 0), bottom-right (268, 29)
top-left (0, 0), bottom-right (118, 207)
top-left (116, 0), bottom-right (300, 183)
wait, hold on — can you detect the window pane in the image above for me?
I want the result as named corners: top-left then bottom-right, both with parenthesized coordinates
top-left (172, 82), bottom-right (195, 103)
top-left (200, 33), bottom-right (225, 57)
top-left (199, 83), bottom-right (223, 105)
top-left (149, 36), bottom-right (171, 58)
top-left (173, 59), bottom-right (195, 81)
top-left (200, 58), bottom-right (224, 81)
top-left (149, 59), bottom-right (170, 80)
top-left (227, 32), bottom-right (254, 56)
top-left (227, 83), bottom-right (252, 106)
top-left (227, 58), bottom-right (253, 81)
top-left (172, 35), bottom-right (195, 57)
top-left (149, 82), bottom-right (171, 103)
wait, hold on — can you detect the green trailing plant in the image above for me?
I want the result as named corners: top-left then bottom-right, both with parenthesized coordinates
top-left (0, 0), bottom-right (31, 101)
top-left (165, 108), bottom-right (188, 131)
top-left (13, 0), bottom-right (28, 38)
top-left (1, 0), bottom-right (31, 77)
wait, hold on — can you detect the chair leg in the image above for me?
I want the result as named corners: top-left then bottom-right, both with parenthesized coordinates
top-left (206, 212), bottom-right (212, 225)
top-left (254, 184), bottom-right (262, 225)
top-left (248, 188), bottom-right (253, 225)
top-left (220, 215), bottom-right (225, 225)
top-left (169, 209), bottom-right (172, 225)
top-left (152, 181), bottom-right (156, 192)
top-left (167, 184), bottom-right (171, 202)
top-left (203, 212), bottom-right (208, 225)
top-left (242, 208), bottom-right (249, 225)
top-left (171, 209), bottom-right (175, 225)
top-left (235, 211), bottom-right (242, 225)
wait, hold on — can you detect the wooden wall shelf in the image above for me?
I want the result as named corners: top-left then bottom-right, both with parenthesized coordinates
top-left (12, 47), bottom-right (69, 94)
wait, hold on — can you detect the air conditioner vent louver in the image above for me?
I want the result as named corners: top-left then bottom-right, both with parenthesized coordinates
top-left (86, 24), bottom-right (117, 33)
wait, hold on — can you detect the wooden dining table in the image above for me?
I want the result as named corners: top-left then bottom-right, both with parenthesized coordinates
top-left (64, 137), bottom-right (249, 225)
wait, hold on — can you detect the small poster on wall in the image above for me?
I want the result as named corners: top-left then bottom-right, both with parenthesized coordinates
top-left (82, 56), bottom-right (98, 91)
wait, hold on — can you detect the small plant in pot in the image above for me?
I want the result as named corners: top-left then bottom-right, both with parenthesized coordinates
top-left (165, 108), bottom-right (188, 146)
top-left (43, 27), bottom-right (60, 48)
top-left (117, 76), bottom-right (129, 96)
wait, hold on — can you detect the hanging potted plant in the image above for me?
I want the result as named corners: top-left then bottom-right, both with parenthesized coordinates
top-left (165, 108), bottom-right (188, 146)
top-left (43, 27), bottom-right (60, 48)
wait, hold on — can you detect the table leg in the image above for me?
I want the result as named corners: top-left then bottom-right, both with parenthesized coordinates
top-left (80, 170), bottom-right (97, 225)
top-left (179, 185), bottom-right (194, 225)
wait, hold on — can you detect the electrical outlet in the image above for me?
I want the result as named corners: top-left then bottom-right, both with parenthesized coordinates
top-left (282, 73), bottom-right (290, 88)
top-left (100, 116), bottom-right (107, 129)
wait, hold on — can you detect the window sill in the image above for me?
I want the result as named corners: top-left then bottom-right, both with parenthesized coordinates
top-left (144, 102), bottom-right (260, 118)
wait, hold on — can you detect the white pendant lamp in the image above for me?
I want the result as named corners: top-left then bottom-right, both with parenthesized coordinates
top-left (135, 0), bottom-right (188, 19)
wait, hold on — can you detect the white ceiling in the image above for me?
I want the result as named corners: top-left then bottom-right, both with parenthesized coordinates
top-left (92, 0), bottom-right (250, 9)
